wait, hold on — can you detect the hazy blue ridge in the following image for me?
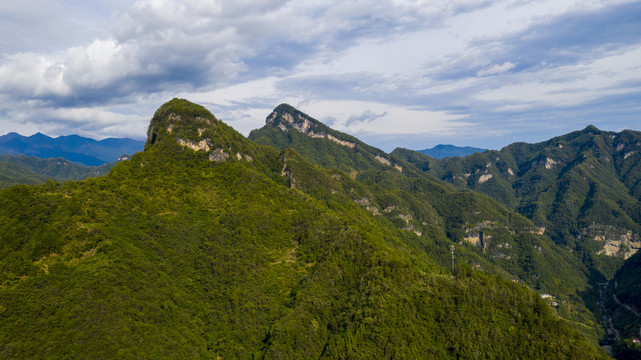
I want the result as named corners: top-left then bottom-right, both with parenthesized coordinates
top-left (418, 144), bottom-right (487, 159)
top-left (0, 132), bottom-right (144, 166)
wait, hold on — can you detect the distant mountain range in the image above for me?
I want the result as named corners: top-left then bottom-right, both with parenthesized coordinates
top-left (0, 132), bottom-right (144, 166)
top-left (417, 144), bottom-right (487, 159)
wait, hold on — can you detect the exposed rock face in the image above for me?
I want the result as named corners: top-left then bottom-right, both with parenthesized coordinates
top-left (354, 197), bottom-right (379, 215)
top-left (463, 221), bottom-right (497, 251)
top-left (530, 157), bottom-right (559, 169)
top-left (209, 149), bottom-right (229, 162)
top-left (581, 225), bottom-right (641, 259)
top-left (624, 151), bottom-right (637, 160)
top-left (268, 107), bottom-right (358, 149)
top-left (146, 99), bottom-right (219, 148)
top-left (178, 138), bottom-right (212, 152)
top-left (375, 155), bottom-right (391, 166)
top-left (326, 134), bottom-right (355, 148)
top-left (478, 174), bottom-right (493, 184)
top-left (145, 99), bottom-right (259, 164)
top-left (374, 155), bottom-right (403, 172)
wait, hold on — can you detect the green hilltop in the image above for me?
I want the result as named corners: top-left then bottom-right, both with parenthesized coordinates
top-left (0, 99), bottom-right (609, 359)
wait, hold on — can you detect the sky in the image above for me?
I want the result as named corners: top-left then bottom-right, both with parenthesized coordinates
top-left (1, 0), bottom-right (640, 152)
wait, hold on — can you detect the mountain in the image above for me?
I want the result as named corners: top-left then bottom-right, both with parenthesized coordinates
top-left (249, 103), bottom-right (614, 337)
top-left (418, 144), bottom-right (487, 159)
top-left (0, 132), bottom-right (144, 166)
top-left (0, 99), bottom-right (608, 358)
top-left (0, 155), bottom-right (122, 188)
top-left (0, 160), bottom-right (48, 188)
top-left (249, 104), bottom-right (413, 175)
top-left (393, 126), bottom-right (641, 278)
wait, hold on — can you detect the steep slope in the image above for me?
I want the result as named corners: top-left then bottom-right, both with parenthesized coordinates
top-left (600, 251), bottom-right (641, 358)
top-left (248, 103), bottom-right (607, 335)
top-left (0, 99), bottom-right (608, 359)
top-left (249, 104), bottom-right (412, 175)
top-left (0, 132), bottom-right (144, 166)
top-left (394, 126), bottom-right (641, 278)
top-left (607, 251), bottom-right (641, 338)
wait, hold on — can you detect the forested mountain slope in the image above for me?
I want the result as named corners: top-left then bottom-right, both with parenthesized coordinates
top-left (393, 126), bottom-right (641, 279)
top-left (0, 160), bottom-right (48, 188)
top-left (249, 104), bottom-right (416, 175)
top-left (0, 99), bottom-right (608, 359)
top-left (607, 250), bottom-right (641, 340)
top-left (0, 155), bottom-right (119, 188)
top-left (248, 103), bottom-right (612, 336)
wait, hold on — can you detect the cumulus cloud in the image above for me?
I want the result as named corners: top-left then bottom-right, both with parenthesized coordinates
top-left (0, 53), bottom-right (69, 97)
top-left (0, 0), bottom-right (639, 149)
top-left (0, 101), bottom-right (148, 140)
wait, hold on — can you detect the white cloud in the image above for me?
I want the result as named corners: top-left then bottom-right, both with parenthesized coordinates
top-left (477, 45), bottom-right (641, 106)
top-left (294, 100), bottom-right (470, 136)
top-left (0, 0), bottom-right (639, 146)
top-left (0, 53), bottom-right (70, 97)
top-left (476, 62), bottom-right (517, 77)
top-left (65, 39), bottom-right (138, 88)
top-left (0, 99), bottom-right (148, 139)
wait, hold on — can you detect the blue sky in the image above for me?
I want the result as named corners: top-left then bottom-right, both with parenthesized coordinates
top-left (1, 0), bottom-right (640, 151)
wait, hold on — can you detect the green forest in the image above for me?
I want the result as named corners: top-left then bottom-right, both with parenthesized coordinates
top-left (0, 99), bottom-right (619, 358)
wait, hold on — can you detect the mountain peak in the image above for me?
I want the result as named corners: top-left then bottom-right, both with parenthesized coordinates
top-left (146, 98), bottom-right (219, 147)
top-left (29, 132), bottom-right (52, 140)
top-left (582, 125), bottom-right (601, 133)
top-left (265, 103), bottom-right (325, 131)
top-left (146, 98), bottom-right (258, 163)
top-left (417, 144), bottom-right (487, 159)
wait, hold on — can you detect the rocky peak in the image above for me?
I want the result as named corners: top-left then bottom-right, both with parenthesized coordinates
top-left (264, 104), bottom-right (361, 151)
top-left (266, 104), bottom-right (325, 134)
top-left (145, 98), bottom-right (255, 163)
top-left (146, 98), bottom-right (220, 147)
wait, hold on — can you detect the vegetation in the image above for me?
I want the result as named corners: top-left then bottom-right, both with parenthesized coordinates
top-left (613, 339), bottom-right (641, 360)
top-left (249, 104), bottom-right (418, 176)
top-left (394, 127), bottom-right (641, 280)
top-left (249, 103), bottom-right (609, 338)
top-left (0, 99), bottom-right (609, 358)
top-left (605, 250), bottom-right (641, 351)
top-left (0, 155), bottom-right (118, 188)
top-left (0, 160), bottom-right (48, 188)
